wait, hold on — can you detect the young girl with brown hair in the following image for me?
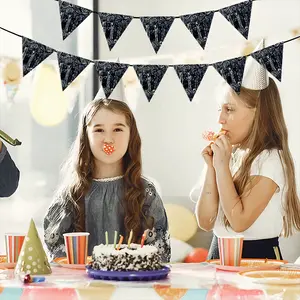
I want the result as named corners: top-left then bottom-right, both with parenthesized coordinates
top-left (44, 99), bottom-right (170, 262)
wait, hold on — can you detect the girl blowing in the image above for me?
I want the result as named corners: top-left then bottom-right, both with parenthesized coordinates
top-left (44, 99), bottom-right (170, 262)
top-left (195, 40), bottom-right (300, 259)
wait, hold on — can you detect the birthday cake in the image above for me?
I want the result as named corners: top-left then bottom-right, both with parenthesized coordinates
top-left (90, 243), bottom-right (163, 271)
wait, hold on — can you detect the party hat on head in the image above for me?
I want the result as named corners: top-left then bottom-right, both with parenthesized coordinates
top-left (15, 219), bottom-right (52, 275)
top-left (242, 39), bottom-right (269, 90)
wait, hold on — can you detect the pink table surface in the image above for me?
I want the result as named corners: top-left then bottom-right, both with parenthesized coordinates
top-left (0, 263), bottom-right (298, 299)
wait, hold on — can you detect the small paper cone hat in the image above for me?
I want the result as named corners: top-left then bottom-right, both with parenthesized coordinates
top-left (15, 219), bottom-right (52, 275)
top-left (242, 39), bottom-right (269, 90)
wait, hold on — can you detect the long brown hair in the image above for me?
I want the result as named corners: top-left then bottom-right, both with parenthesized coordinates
top-left (57, 98), bottom-right (147, 241)
top-left (222, 78), bottom-right (300, 237)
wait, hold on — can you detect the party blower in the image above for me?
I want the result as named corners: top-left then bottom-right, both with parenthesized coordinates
top-left (0, 129), bottom-right (22, 146)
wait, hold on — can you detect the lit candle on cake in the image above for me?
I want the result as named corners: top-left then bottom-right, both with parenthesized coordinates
top-left (127, 230), bottom-right (133, 247)
top-left (113, 231), bottom-right (117, 248)
top-left (117, 235), bottom-right (124, 250)
top-left (140, 230), bottom-right (147, 248)
top-left (105, 231), bottom-right (108, 245)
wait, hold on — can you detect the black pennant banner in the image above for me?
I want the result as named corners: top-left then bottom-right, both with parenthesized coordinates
top-left (99, 13), bottom-right (133, 50)
top-left (180, 12), bottom-right (214, 49)
top-left (220, 1), bottom-right (252, 39)
top-left (57, 52), bottom-right (91, 90)
top-left (134, 65), bottom-right (168, 101)
top-left (251, 43), bottom-right (283, 82)
top-left (94, 62), bottom-right (128, 98)
top-left (22, 38), bottom-right (54, 77)
top-left (214, 56), bottom-right (246, 93)
top-left (59, 1), bottom-right (92, 40)
top-left (140, 17), bottom-right (174, 53)
top-left (56, 0), bottom-right (256, 49)
top-left (174, 65), bottom-right (208, 101)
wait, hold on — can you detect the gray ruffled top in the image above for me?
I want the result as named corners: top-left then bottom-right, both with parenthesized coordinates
top-left (44, 177), bottom-right (171, 263)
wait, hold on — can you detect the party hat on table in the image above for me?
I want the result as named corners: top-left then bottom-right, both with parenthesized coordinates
top-left (15, 219), bottom-right (52, 275)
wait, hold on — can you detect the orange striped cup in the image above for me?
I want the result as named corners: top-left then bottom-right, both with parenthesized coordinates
top-left (63, 232), bottom-right (89, 264)
top-left (217, 235), bottom-right (244, 266)
top-left (5, 233), bottom-right (26, 263)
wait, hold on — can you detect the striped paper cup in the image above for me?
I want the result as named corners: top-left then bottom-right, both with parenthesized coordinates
top-left (63, 232), bottom-right (89, 264)
top-left (218, 235), bottom-right (244, 266)
top-left (5, 233), bottom-right (26, 263)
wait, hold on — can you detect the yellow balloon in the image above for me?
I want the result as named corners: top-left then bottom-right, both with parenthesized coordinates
top-left (165, 204), bottom-right (198, 242)
top-left (30, 64), bottom-right (68, 127)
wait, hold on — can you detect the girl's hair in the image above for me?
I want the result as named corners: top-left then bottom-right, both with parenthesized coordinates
top-left (221, 78), bottom-right (300, 237)
top-left (56, 98), bottom-right (149, 241)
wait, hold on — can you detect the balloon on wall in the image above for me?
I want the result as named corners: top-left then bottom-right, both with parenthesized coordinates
top-left (165, 204), bottom-right (197, 242)
top-left (30, 63), bottom-right (68, 127)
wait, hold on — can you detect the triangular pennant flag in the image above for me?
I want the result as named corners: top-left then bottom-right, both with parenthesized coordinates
top-left (94, 62), bottom-right (128, 98)
top-left (140, 17), bottom-right (174, 53)
top-left (134, 65), bottom-right (168, 101)
top-left (180, 12), bottom-right (214, 49)
top-left (220, 1), bottom-right (252, 39)
top-left (57, 52), bottom-right (91, 90)
top-left (99, 13), bottom-right (133, 50)
top-left (59, 1), bottom-right (92, 40)
top-left (174, 64), bottom-right (208, 101)
top-left (22, 37), bottom-right (54, 77)
top-left (251, 43), bottom-right (283, 82)
top-left (214, 56), bottom-right (246, 93)
top-left (15, 219), bottom-right (51, 275)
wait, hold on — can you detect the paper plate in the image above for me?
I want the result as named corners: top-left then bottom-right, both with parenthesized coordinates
top-left (207, 259), bottom-right (287, 272)
top-left (86, 265), bottom-right (171, 281)
top-left (239, 269), bottom-right (300, 285)
top-left (53, 256), bottom-right (92, 270)
top-left (0, 255), bottom-right (16, 269)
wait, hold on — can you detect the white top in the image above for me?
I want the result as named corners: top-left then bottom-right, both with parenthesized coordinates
top-left (214, 149), bottom-right (285, 240)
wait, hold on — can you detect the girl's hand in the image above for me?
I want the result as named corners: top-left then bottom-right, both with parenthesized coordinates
top-left (201, 144), bottom-right (214, 168)
top-left (210, 134), bottom-right (231, 171)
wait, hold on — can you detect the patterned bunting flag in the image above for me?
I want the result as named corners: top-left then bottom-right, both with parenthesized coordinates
top-left (57, 52), bottom-right (91, 90)
top-left (22, 38), bottom-right (54, 77)
top-left (94, 62), bottom-right (128, 98)
top-left (251, 43), bottom-right (284, 81)
top-left (99, 13), bottom-right (133, 50)
top-left (59, 1), bottom-right (92, 40)
top-left (220, 1), bottom-right (252, 39)
top-left (180, 12), bottom-right (214, 49)
top-left (140, 17), bottom-right (174, 53)
top-left (214, 56), bottom-right (246, 93)
top-left (134, 65), bottom-right (168, 101)
top-left (174, 64), bottom-right (208, 101)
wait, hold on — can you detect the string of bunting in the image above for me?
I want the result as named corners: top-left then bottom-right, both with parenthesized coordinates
top-left (54, 0), bottom-right (255, 52)
top-left (0, 25), bottom-right (299, 102)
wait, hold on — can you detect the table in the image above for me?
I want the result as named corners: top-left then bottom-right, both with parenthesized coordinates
top-left (0, 263), bottom-right (299, 299)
